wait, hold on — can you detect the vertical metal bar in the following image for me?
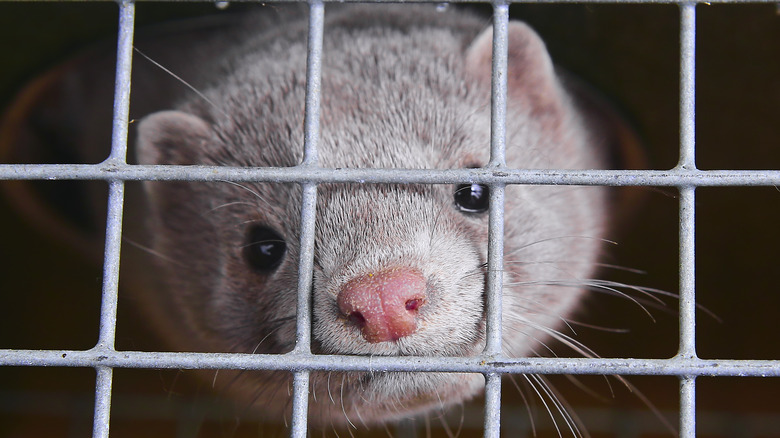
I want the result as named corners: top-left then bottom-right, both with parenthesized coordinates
top-left (678, 186), bottom-right (696, 359)
top-left (97, 179), bottom-right (127, 350)
top-left (290, 1), bottom-right (324, 436)
top-left (678, 4), bottom-right (697, 438)
top-left (484, 0), bottom-right (508, 357)
top-left (678, 0), bottom-right (697, 366)
top-left (678, 185), bottom-right (697, 437)
top-left (488, 2), bottom-right (509, 169)
top-left (294, 0), bottom-right (323, 355)
top-left (107, 0), bottom-right (135, 163)
top-left (302, 0), bottom-right (324, 167)
top-left (678, 3), bottom-right (696, 170)
top-left (92, 2), bottom-right (135, 437)
top-left (679, 375), bottom-right (696, 438)
top-left (484, 373), bottom-right (502, 438)
top-left (290, 181), bottom-right (316, 437)
top-left (92, 367), bottom-right (114, 438)
top-left (290, 371), bottom-right (311, 438)
top-left (485, 182), bottom-right (506, 356)
top-left (97, 0), bottom-right (135, 350)
top-left (295, 183), bottom-right (318, 354)
top-left (484, 179), bottom-right (505, 437)
top-left (484, 3), bottom-right (508, 438)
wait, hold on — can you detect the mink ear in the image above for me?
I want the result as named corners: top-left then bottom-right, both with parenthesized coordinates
top-left (465, 21), bottom-right (563, 116)
top-left (136, 110), bottom-right (211, 165)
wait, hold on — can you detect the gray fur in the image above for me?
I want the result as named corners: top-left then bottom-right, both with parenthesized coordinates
top-left (135, 4), bottom-right (608, 427)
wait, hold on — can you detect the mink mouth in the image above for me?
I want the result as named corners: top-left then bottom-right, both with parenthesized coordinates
top-left (315, 370), bottom-right (483, 419)
top-left (311, 326), bottom-right (485, 358)
top-left (347, 340), bottom-right (485, 389)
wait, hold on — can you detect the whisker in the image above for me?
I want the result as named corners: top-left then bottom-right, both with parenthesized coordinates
top-left (226, 314), bottom-right (295, 352)
top-left (340, 373), bottom-right (357, 429)
top-left (529, 374), bottom-right (582, 438)
top-left (250, 325), bottom-right (285, 354)
top-left (457, 264), bottom-right (488, 283)
top-left (509, 279), bottom-right (658, 321)
top-left (503, 325), bottom-right (559, 358)
top-left (327, 372), bottom-right (336, 405)
top-left (215, 179), bottom-right (276, 210)
top-left (507, 374), bottom-right (538, 437)
top-left (522, 374), bottom-right (563, 438)
top-left (310, 372), bottom-right (318, 405)
top-left (123, 237), bottom-right (191, 269)
top-left (504, 259), bottom-right (648, 275)
top-left (428, 194), bottom-right (450, 250)
top-left (452, 402), bottom-right (466, 438)
top-left (207, 200), bottom-right (258, 211)
top-left (526, 321), bottom-right (600, 360)
top-left (614, 376), bottom-right (677, 436)
top-left (505, 235), bottom-right (618, 259)
top-left (536, 375), bottom-right (588, 438)
top-left (562, 374), bottom-right (612, 403)
top-left (562, 319), bottom-right (631, 334)
top-left (134, 47), bottom-right (230, 118)
top-left (383, 422), bottom-right (396, 438)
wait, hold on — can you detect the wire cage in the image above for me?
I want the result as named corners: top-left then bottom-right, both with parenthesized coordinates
top-left (0, 1), bottom-right (779, 437)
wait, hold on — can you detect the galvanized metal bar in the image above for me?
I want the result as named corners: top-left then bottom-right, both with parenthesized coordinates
top-left (2, 165), bottom-right (779, 186)
top-left (485, 182), bottom-right (506, 355)
top-left (293, 0), bottom-right (323, 357)
top-left (680, 375), bottom-right (696, 438)
top-left (488, 2), bottom-right (508, 169)
top-left (4, 349), bottom-right (779, 377)
top-left (97, 180), bottom-right (125, 350)
top-left (484, 373), bottom-right (502, 438)
top-left (677, 185), bottom-right (697, 359)
top-left (107, 0), bottom-right (135, 162)
top-left (484, 0), bottom-right (508, 358)
top-left (288, 2), bottom-right (323, 434)
top-left (97, 0), bottom-right (134, 350)
top-left (294, 183), bottom-right (318, 354)
top-left (678, 3), bottom-right (696, 170)
top-left (91, 2), bottom-right (136, 436)
top-left (482, 5), bottom-right (509, 433)
top-left (677, 4), bottom-right (698, 437)
top-left (290, 370), bottom-right (311, 438)
top-left (301, 0), bottom-right (324, 166)
top-left (92, 366), bottom-right (114, 438)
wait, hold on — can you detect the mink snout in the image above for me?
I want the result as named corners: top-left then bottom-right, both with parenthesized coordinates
top-left (337, 267), bottom-right (427, 343)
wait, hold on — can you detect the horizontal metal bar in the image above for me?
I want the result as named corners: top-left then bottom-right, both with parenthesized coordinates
top-left (1, 164), bottom-right (779, 186)
top-left (2, 348), bottom-right (779, 377)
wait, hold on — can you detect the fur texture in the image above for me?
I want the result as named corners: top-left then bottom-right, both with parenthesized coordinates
top-left (134, 5), bottom-right (608, 427)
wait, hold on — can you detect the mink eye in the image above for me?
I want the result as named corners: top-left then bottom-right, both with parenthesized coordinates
top-left (454, 183), bottom-right (490, 213)
top-left (244, 226), bottom-right (286, 272)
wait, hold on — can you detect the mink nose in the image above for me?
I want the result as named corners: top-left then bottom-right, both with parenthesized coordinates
top-left (337, 267), bottom-right (427, 343)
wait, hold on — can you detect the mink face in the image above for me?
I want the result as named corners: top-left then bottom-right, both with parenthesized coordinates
top-left (134, 5), bottom-right (608, 426)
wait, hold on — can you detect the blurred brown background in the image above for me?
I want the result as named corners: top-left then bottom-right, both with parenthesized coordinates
top-left (0, 2), bottom-right (778, 437)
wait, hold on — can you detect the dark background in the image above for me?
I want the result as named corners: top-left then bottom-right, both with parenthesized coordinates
top-left (0, 2), bottom-right (778, 437)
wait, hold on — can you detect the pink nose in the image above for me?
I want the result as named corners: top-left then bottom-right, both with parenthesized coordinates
top-left (337, 267), bottom-right (427, 343)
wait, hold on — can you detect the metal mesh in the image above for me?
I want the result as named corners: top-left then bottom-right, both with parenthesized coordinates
top-left (1, 1), bottom-right (779, 438)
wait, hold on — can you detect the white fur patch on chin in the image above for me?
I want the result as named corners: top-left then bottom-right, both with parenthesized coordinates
top-left (331, 371), bottom-right (485, 425)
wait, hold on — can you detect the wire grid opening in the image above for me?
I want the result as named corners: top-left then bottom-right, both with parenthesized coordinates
top-left (0, 1), bottom-right (779, 438)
